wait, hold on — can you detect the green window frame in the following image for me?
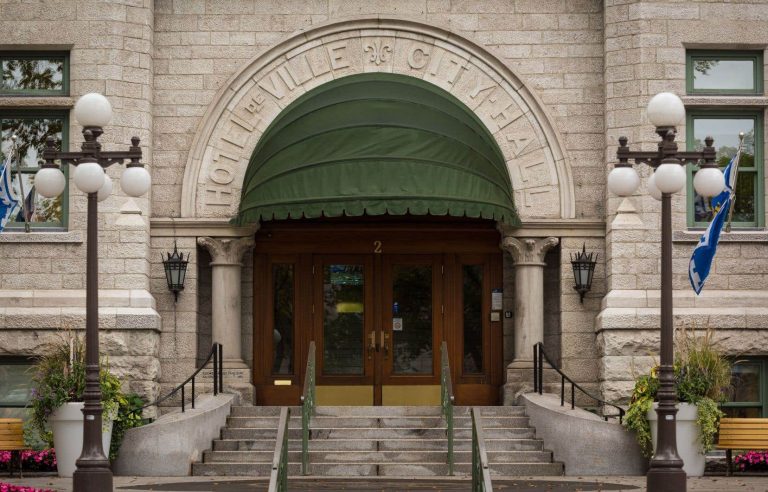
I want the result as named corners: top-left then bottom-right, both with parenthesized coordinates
top-left (686, 110), bottom-right (764, 229)
top-left (0, 52), bottom-right (69, 96)
top-left (0, 110), bottom-right (69, 230)
top-left (721, 358), bottom-right (768, 418)
top-left (0, 356), bottom-right (36, 420)
top-left (686, 50), bottom-right (763, 95)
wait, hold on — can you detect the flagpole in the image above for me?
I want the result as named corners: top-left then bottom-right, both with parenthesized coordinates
top-left (11, 135), bottom-right (31, 233)
top-left (724, 132), bottom-right (744, 233)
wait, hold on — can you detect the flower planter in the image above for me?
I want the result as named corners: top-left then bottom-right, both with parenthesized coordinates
top-left (49, 402), bottom-right (113, 478)
top-left (647, 402), bottom-right (705, 477)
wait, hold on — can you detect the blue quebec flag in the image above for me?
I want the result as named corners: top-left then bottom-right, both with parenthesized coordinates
top-left (688, 150), bottom-right (741, 294)
top-left (0, 147), bottom-right (19, 232)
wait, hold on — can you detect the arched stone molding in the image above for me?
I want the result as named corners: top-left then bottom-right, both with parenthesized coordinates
top-left (181, 17), bottom-right (575, 222)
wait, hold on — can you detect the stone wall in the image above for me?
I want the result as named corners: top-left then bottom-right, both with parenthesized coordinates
top-left (0, 0), bottom-right (160, 404)
top-left (599, 0), bottom-right (768, 402)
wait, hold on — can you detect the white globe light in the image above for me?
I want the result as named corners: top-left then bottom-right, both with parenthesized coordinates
top-left (97, 174), bottom-right (113, 202)
top-left (607, 166), bottom-right (640, 196)
top-left (693, 167), bottom-right (725, 198)
top-left (647, 173), bottom-right (662, 201)
top-left (646, 92), bottom-right (685, 128)
top-left (73, 161), bottom-right (105, 193)
top-left (34, 167), bottom-right (66, 198)
top-left (121, 166), bottom-right (151, 197)
top-left (73, 93), bottom-right (113, 128)
top-left (654, 163), bottom-right (686, 194)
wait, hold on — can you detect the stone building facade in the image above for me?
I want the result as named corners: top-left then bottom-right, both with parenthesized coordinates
top-left (0, 0), bottom-right (766, 416)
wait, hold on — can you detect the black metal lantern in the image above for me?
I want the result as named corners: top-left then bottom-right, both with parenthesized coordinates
top-left (570, 243), bottom-right (597, 303)
top-left (162, 242), bottom-right (189, 302)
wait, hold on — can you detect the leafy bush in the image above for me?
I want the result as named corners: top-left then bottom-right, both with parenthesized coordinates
top-left (109, 392), bottom-right (146, 461)
top-left (0, 449), bottom-right (56, 472)
top-left (734, 450), bottom-right (768, 472)
top-left (0, 484), bottom-right (55, 492)
top-left (624, 328), bottom-right (731, 456)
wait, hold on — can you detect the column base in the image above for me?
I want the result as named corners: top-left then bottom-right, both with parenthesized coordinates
top-left (647, 467), bottom-right (687, 492)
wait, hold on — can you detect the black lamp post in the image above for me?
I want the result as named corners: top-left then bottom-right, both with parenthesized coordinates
top-left (607, 92), bottom-right (722, 492)
top-left (38, 93), bottom-right (151, 492)
top-left (162, 241), bottom-right (189, 302)
top-left (570, 243), bottom-right (597, 303)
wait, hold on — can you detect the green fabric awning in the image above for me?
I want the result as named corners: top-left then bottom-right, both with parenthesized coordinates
top-left (235, 73), bottom-right (519, 226)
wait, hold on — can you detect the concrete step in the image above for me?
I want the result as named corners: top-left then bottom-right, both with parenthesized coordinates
top-left (228, 405), bottom-right (527, 417)
top-left (203, 449), bottom-right (553, 464)
top-left (221, 425), bottom-right (536, 440)
top-left (224, 415), bottom-right (530, 429)
top-left (192, 461), bottom-right (564, 477)
top-left (212, 436), bottom-right (544, 452)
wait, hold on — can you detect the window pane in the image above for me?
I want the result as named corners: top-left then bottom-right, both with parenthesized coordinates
top-left (729, 362), bottom-right (761, 403)
top-left (723, 407), bottom-right (761, 418)
top-left (1, 116), bottom-right (65, 225)
top-left (272, 264), bottom-right (294, 375)
top-left (0, 362), bottom-right (34, 407)
top-left (1, 58), bottom-right (64, 92)
top-left (691, 58), bottom-right (755, 91)
top-left (691, 117), bottom-right (757, 224)
top-left (463, 265), bottom-right (483, 374)
top-left (391, 264), bottom-right (433, 375)
top-left (322, 264), bottom-right (364, 375)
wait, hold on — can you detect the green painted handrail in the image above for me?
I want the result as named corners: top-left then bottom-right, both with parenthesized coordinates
top-left (471, 407), bottom-right (493, 492)
top-left (267, 407), bottom-right (290, 492)
top-left (440, 341), bottom-right (454, 476)
top-left (301, 341), bottom-right (316, 476)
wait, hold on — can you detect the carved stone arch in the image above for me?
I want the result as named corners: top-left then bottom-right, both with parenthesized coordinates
top-left (180, 17), bottom-right (576, 222)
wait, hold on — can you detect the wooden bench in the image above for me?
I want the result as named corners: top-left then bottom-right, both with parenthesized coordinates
top-left (717, 417), bottom-right (768, 476)
top-left (0, 418), bottom-right (28, 478)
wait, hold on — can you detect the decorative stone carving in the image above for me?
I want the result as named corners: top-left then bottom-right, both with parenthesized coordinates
top-left (197, 236), bottom-right (255, 369)
top-left (197, 236), bottom-right (254, 266)
top-left (181, 18), bottom-right (574, 221)
top-left (502, 236), bottom-right (559, 266)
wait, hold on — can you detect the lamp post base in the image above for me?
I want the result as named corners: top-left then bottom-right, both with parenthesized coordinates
top-left (73, 466), bottom-right (113, 492)
top-left (647, 466), bottom-right (686, 492)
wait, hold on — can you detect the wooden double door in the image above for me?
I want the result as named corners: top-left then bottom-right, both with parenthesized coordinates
top-left (252, 218), bottom-right (503, 406)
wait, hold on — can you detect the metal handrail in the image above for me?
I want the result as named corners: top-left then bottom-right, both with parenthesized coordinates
top-left (471, 408), bottom-right (493, 492)
top-left (134, 343), bottom-right (223, 420)
top-left (533, 342), bottom-right (625, 423)
top-left (440, 341), bottom-right (454, 476)
top-left (267, 407), bottom-right (290, 492)
top-left (300, 341), bottom-right (316, 476)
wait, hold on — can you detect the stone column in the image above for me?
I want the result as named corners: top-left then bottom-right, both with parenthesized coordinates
top-left (197, 236), bottom-right (254, 368)
top-left (501, 236), bottom-right (559, 365)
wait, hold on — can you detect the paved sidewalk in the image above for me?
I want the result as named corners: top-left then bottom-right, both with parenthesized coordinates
top-left (2, 476), bottom-right (768, 492)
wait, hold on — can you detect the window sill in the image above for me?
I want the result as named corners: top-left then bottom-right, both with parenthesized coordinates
top-left (0, 96), bottom-right (74, 108)
top-left (0, 231), bottom-right (82, 243)
top-left (673, 229), bottom-right (768, 243)
top-left (681, 95), bottom-right (768, 107)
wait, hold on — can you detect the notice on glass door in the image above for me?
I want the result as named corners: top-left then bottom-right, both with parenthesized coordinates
top-left (393, 318), bottom-right (403, 331)
top-left (491, 289), bottom-right (503, 310)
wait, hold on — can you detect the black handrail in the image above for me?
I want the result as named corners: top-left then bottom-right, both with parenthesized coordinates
top-left (533, 342), bottom-right (625, 424)
top-left (134, 343), bottom-right (223, 420)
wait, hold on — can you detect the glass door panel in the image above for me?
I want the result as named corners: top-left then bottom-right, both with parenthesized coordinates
top-left (322, 263), bottom-right (366, 375)
top-left (272, 264), bottom-right (294, 375)
top-left (391, 264), bottom-right (433, 374)
top-left (462, 264), bottom-right (483, 374)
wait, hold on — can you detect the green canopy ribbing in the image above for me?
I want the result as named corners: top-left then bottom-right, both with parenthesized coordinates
top-left (235, 73), bottom-right (519, 226)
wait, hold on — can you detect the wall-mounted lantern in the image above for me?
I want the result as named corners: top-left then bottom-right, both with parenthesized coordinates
top-left (570, 243), bottom-right (597, 303)
top-left (162, 241), bottom-right (189, 302)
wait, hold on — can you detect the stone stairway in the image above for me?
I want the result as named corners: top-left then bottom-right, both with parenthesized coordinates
top-left (191, 405), bottom-right (564, 477)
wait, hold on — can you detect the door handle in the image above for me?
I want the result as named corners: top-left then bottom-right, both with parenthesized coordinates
top-left (367, 331), bottom-right (377, 358)
top-left (381, 331), bottom-right (389, 359)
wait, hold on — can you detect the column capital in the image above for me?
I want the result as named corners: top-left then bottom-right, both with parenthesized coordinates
top-left (198, 236), bottom-right (254, 266)
top-left (501, 236), bottom-right (559, 266)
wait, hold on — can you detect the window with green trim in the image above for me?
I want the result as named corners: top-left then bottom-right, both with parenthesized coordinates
top-left (722, 358), bottom-right (768, 418)
top-left (0, 357), bottom-right (35, 420)
top-left (686, 111), bottom-right (763, 229)
top-left (0, 52), bottom-right (68, 96)
top-left (0, 111), bottom-right (69, 229)
top-left (686, 51), bottom-right (763, 95)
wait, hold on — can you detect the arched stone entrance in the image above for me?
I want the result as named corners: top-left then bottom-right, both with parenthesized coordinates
top-left (188, 18), bottom-right (572, 403)
top-left (181, 18), bottom-right (574, 221)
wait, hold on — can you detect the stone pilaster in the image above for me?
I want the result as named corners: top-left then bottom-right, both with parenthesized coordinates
top-left (197, 236), bottom-right (254, 368)
top-left (502, 236), bottom-right (560, 363)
